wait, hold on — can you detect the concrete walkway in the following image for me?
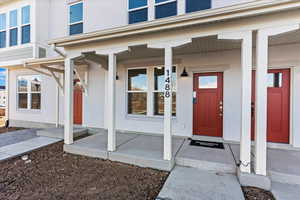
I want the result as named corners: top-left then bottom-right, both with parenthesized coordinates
top-left (0, 136), bottom-right (61, 161)
top-left (272, 181), bottom-right (300, 200)
top-left (0, 129), bottom-right (37, 147)
top-left (158, 166), bottom-right (245, 200)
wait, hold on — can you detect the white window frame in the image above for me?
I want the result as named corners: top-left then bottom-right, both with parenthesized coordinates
top-left (68, 1), bottom-right (84, 35)
top-left (126, 67), bottom-right (149, 116)
top-left (126, 66), bottom-right (177, 118)
top-left (154, 0), bottom-right (177, 7)
top-left (127, 0), bottom-right (149, 24)
top-left (9, 9), bottom-right (18, 47)
top-left (0, 12), bottom-right (7, 48)
top-left (17, 75), bottom-right (41, 111)
top-left (21, 5), bottom-right (31, 44)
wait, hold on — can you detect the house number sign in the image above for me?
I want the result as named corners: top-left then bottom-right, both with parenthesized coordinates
top-left (165, 69), bottom-right (171, 98)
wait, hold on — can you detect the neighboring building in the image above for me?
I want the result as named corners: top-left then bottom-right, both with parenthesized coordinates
top-left (1, 0), bottom-right (300, 190)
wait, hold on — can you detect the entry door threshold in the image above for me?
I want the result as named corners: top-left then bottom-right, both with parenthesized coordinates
top-left (191, 135), bottom-right (224, 143)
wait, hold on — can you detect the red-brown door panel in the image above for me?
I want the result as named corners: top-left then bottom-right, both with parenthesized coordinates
top-left (251, 69), bottom-right (290, 143)
top-left (193, 72), bottom-right (223, 137)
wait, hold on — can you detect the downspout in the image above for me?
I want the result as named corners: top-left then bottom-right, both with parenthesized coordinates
top-left (51, 44), bottom-right (66, 58)
top-left (56, 82), bottom-right (60, 128)
top-left (5, 69), bottom-right (9, 125)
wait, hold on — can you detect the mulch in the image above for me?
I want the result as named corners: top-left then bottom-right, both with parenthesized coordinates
top-left (243, 187), bottom-right (276, 200)
top-left (0, 142), bottom-right (169, 200)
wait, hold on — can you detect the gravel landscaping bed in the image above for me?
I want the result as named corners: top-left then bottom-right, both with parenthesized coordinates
top-left (0, 142), bottom-right (169, 200)
top-left (243, 187), bottom-right (276, 200)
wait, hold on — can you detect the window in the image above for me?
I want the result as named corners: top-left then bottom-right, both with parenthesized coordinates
top-left (127, 68), bottom-right (147, 115)
top-left (128, 0), bottom-right (148, 24)
top-left (198, 76), bottom-right (218, 89)
top-left (186, 0), bottom-right (211, 13)
top-left (0, 13), bottom-right (6, 48)
top-left (17, 75), bottom-right (41, 110)
top-left (153, 66), bottom-right (176, 116)
top-left (69, 2), bottom-right (83, 35)
top-left (127, 66), bottom-right (177, 117)
top-left (267, 73), bottom-right (282, 88)
top-left (9, 10), bottom-right (18, 46)
top-left (21, 6), bottom-right (30, 44)
top-left (155, 0), bottom-right (177, 19)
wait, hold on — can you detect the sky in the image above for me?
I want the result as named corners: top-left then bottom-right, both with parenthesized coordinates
top-left (0, 68), bottom-right (6, 87)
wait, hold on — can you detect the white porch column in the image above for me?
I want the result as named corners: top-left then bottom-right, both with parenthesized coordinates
top-left (255, 30), bottom-right (268, 176)
top-left (107, 53), bottom-right (117, 152)
top-left (64, 58), bottom-right (74, 145)
top-left (164, 46), bottom-right (173, 160)
top-left (96, 47), bottom-right (128, 152)
top-left (218, 31), bottom-right (253, 173)
top-left (148, 38), bottom-right (191, 161)
top-left (255, 24), bottom-right (299, 176)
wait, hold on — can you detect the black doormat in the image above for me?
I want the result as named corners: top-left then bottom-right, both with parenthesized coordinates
top-left (189, 139), bottom-right (224, 149)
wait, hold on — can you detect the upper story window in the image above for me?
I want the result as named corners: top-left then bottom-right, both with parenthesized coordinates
top-left (9, 10), bottom-right (18, 46)
top-left (21, 5), bottom-right (31, 44)
top-left (69, 2), bottom-right (83, 35)
top-left (155, 0), bottom-right (177, 19)
top-left (0, 13), bottom-right (6, 48)
top-left (17, 75), bottom-right (41, 110)
top-left (186, 0), bottom-right (211, 13)
top-left (128, 0), bottom-right (148, 24)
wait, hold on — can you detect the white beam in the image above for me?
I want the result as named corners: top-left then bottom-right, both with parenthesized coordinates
top-left (74, 68), bottom-right (88, 95)
top-left (49, 70), bottom-right (64, 92)
top-left (64, 58), bottom-right (74, 145)
top-left (261, 24), bottom-right (300, 36)
top-left (25, 66), bottom-right (52, 77)
top-left (148, 38), bottom-right (192, 49)
top-left (218, 31), bottom-right (253, 173)
top-left (107, 53), bottom-right (117, 151)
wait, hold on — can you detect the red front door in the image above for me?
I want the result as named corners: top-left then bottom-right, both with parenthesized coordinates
top-left (193, 72), bottom-right (223, 137)
top-left (73, 83), bottom-right (83, 125)
top-left (251, 69), bottom-right (290, 143)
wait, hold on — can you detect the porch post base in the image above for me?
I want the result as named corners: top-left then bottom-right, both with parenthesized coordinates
top-left (237, 168), bottom-right (271, 191)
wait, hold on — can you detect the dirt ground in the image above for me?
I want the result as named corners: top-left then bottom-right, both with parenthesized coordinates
top-left (0, 142), bottom-right (169, 200)
top-left (243, 187), bottom-right (276, 200)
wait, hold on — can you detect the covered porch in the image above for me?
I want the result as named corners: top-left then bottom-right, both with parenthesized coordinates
top-left (25, 9), bottom-right (300, 189)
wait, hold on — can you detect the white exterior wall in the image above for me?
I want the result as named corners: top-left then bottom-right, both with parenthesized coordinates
top-left (8, 69), bottom-right (64, 125)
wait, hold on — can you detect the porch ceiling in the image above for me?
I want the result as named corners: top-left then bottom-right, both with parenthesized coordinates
top-left (118, 29), bottom-right (300, 62)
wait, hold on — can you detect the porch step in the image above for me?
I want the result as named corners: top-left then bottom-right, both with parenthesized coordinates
top-left (175, 140), bottom-right (237, 173)
top-left (37, 127), bottom-right (88, 139)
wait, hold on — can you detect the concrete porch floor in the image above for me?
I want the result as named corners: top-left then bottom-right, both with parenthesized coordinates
top-left (64, 132), bottom-right (185, 171)
top-left (64, 132), bottom-right (239, 172)
top-left (230, 144), bottom-right (300, 185)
